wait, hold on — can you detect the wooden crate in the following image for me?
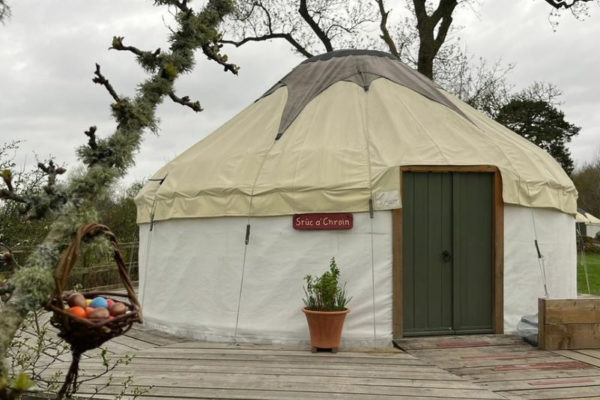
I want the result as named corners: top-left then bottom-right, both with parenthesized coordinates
top-left (539, 298), bottom-right (600, 350)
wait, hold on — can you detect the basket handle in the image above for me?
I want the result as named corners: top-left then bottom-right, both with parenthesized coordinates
top-left (53, 223), bottom-right (142, 320)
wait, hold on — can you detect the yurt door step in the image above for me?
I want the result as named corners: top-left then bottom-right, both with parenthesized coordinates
top-left (402, 171), bottom-right (494, 337)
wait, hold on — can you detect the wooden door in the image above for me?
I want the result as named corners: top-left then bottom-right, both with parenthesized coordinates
top-left (403, 172), bottom-right (493, 336)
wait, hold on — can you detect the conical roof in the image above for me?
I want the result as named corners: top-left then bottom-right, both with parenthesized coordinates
top-left (136, 50), bottom-right (577, 223)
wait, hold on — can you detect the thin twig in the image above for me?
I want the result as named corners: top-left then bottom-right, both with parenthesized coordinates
top-left (92, 64), bottom-right (120, 102)
top-left (168, 92), bottom-right (203, 112)
top-left (544, 0), bottom-right (593, 8)
top-left (84, 126), bottom-right (98, 150)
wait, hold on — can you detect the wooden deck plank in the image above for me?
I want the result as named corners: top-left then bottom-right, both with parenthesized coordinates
top-left (406, 344), bottom-right (538, 356)
top-left (69, 382), bottom-right (506, 399)
top-left (405, 353), bottom-right (568, 369)
top-left (110, 333), bottom-right (161, 351)
top-left (504, 385), bottom-right (600, 399)
top-left (36, 372), bottom-right (483, 390)
top-left (395, 335), bottom-right (522, 350)
top-left (45, 364), bottom-right (460, 381)
top-left (71, 389), bottom-right (497, 400)
top-left (483, 376), bottom-right (600, 391)
top-left (124, 328), bottom-right (188, 346)
top-left (576, 349), bottom-right (600, 360)
top-left (140, 346), bottom-right (416, 360)
top-left (467, 368), bottom-right (600, 383)
top-left (554, 350), bottom-right (600, 368)
top-left (131, 352), bottom-right (428, 366)
top-left (69, 358), bottom-right (448, 373)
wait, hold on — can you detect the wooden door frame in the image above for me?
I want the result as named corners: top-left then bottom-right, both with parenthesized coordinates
top-left (392, 165), bottom-right (504, 338)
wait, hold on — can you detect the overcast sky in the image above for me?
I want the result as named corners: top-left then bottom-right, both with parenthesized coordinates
top-left (1, 1), bottom-right (599, 189)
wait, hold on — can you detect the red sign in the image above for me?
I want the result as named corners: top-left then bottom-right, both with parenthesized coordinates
top-left (293, 213), bottom-right (353, 230)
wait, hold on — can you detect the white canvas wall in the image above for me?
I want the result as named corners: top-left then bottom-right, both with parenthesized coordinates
top-left (139, 212), bottom-right (394, 346)
top-left (138, 205), bottom-right (577, 345)
top-left (503, 205), bottom-right (577, 332)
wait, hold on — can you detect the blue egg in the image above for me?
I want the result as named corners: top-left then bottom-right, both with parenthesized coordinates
top-left (90, 297), bottom-right (108, 309)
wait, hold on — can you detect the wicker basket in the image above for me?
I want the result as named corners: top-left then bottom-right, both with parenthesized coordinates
top-left (45, 223), bottom-right (143, 354)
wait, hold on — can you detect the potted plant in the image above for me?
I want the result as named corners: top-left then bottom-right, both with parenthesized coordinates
top-left (302, 257), bottom-right (351, 353)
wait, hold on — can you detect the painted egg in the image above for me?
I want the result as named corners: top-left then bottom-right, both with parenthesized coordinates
top-left (88, 308), bottom-right (110, 320)
top-left (85, 299), bottom-right (92, 306)
top-left (89, 297), bottom-right (108, 309)
top-left (109, 302), bottom-right (127, 316)
top-left (68, 306), bottom-right (86, 319)
top-left (67, 293), bottom-right (86, 308)
top-left (106, 299), bottom-right (115, 308)
top-left (85, 307), bottom-right (95, 317)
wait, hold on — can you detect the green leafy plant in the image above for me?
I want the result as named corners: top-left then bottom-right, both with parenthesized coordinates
top-left (303, 258), bottom-right (351, 311)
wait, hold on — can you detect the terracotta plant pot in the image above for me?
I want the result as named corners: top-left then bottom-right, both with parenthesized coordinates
top-left (302, 307), bottom-right (350, 352)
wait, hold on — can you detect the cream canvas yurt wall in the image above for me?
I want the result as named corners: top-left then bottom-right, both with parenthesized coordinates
top-left (135, 50), bottom-right (577, 346)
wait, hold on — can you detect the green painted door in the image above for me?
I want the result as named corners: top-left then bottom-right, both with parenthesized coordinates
top-left (403, 172), bottom-right (493, 336)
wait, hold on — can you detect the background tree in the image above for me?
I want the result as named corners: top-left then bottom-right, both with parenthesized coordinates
top-left (1, 142), bottom-right (54, 255)
top-left (494, 98), bottom-right (580, 174)
top-left (572, 154), bottom-right (600, 217)
top-left (0, 0), bottom-right (237, 396)
top-left (223, 0), bottom-right (598, 80)
top-left (95, 182), bottom-right (143, 245)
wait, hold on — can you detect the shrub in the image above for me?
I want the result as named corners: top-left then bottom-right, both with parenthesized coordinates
top-left (303, 257), bottom-right (350, 311)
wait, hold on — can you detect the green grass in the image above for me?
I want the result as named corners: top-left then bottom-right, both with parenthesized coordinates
top-left (578, 252), bottom-right (600, 295)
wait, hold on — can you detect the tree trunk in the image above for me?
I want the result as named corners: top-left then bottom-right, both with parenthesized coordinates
top-left (417, 40), bottom-right (435, 79)
top-left (415, 16), bottom-right (435, 80)
top-left (412, 0), bottom-right (457, 81)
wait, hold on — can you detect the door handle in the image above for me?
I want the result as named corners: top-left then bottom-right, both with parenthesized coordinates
top-left (442, 250), bottom-right (452, 262)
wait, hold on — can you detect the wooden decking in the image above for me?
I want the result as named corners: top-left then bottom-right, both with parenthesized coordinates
top-left (34, 326), bottom-right (503, 400)
top-left (396, 334), bottom-right (600, 399)
top-left (29, 327), bottom-right (600, 399)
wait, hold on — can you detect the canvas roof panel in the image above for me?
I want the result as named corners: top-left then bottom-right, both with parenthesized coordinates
top-left (136, 51), bottom-right (577, 223)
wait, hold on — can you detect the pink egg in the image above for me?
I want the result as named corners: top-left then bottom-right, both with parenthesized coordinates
top-left (107, 299), bottom-right (115, 308)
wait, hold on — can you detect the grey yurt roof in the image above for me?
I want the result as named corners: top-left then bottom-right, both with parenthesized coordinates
top-left (261, 49), bottom-right (469, 139)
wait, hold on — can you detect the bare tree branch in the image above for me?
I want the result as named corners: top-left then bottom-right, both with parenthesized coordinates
top-left (111, 36), bottom-right (161, 58)
top-left (201, 43), bottom-right (239, 74)
top-left (0, 169), bottom-right (25, 203)
top-left (37, 160), bottom-right (66, 193)
top-left (221, 1), bottom-right (313, 58)
top-left (299, 0), bottom-right (333, 52)
top-left (0, 189), bottom-right (25, 204)
top-left (92, 64), bottom-right (120, 102)
top-left (544, 0), bottom-right (594, 9)
top-left (84, 126), bottom-right (98, 150)
top-left (375, 0), bottom-right (399, 57)
top-left (168, 92), bottom-right (203, 112)
top-left (432, 2), bottom-right (457, 55)
top-left (221, 34), bottom-right (313, 58)
top-left (411, 0), bottom-right (458, 78)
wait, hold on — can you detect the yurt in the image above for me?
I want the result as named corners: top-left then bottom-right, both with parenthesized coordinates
top-left (577, 208), bottom-right (600, 238)
top-left (135, 50), bottom-right (577, 346)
